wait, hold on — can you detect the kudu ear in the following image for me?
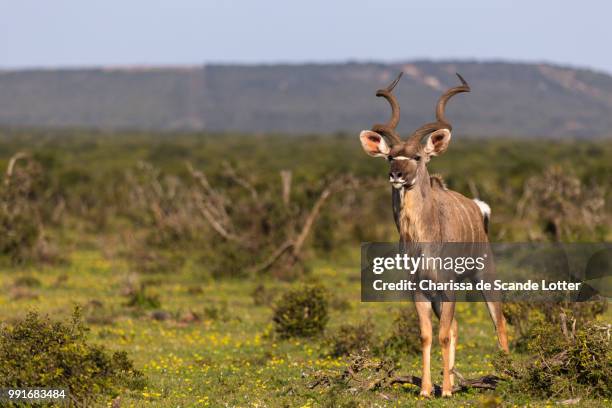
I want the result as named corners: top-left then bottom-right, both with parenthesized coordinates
top-left (360, 130), bottom-right (390, 158)
top-left (423, 129), bottom-right (451, 157)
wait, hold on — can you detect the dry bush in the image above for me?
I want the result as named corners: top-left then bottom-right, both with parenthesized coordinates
top-left (325, 319), bottom-right (377, 357)
top-left (0, 153), bottom-right (61, 263)
top-left (123, 162), bottom-right (207, 246)
top-left (186, 162), bottom-right (361, 279)
top-left (503, 300), bottom-right (608, 351)
top-left (309, 349), bottom-right (499, 397)
top-left (308, 350), bottom-right (397, 392)
top-left (1, 152), bottom-right (66, 263)
top-left (494, 317), bottom-right (611, 399)
top-left (517, 166), bottom-right (606, 241)
top-left (118, 161), bottom-right (362, 279)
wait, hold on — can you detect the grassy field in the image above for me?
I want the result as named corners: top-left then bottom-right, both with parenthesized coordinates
top-left (0, 130), bottom-right (610, 407)
top-left (3, 244), bottom-right (610, 407)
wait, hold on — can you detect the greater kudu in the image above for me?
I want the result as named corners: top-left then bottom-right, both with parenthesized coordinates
top-left (359, 72), bottom-right (509, 397)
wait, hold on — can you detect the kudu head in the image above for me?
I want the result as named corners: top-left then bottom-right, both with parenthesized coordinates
top-left (360, 72), bottom-right (470, 189)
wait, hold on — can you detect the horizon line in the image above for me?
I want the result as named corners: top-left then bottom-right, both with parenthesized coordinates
top-left (0, 57), bottom-right (610, 76)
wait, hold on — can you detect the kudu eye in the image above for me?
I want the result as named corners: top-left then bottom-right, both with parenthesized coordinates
top-left (387, 156), bottom-right (394, 162)
top-left (414, 155), bottom-right (421, 162)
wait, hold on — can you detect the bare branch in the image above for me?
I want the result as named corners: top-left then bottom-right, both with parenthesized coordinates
top-left (309, 352), bottom-right (500, 396)
top-left (292, 187), bottom-right (331, 257)
top-left (248, 175), bottom-right (360, 274)
top-left (222, 161), bottom-right (259, 201)
top-left (280, 170), bottom-right (292, 206)
top-left (4, 151), bottom-right (30, 186)
top-left (560, 312), bottom-right (569, 339)
top-left (468, 179), bottom-right (480, 200)
top-left (186, 162), bottom-right (231, 227)
top-left (192, 191), bottom-right (247, 246)
top-left (247, 240), bottom-right (295, 275)
top-left (293, 175), bottom-right (358, 257)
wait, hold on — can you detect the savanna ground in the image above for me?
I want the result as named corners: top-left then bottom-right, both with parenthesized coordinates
top-left (0, 129), bottom-right (610, 407)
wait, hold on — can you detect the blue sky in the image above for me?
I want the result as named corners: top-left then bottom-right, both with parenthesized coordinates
top-left (1, 0), bottom-right (610, 73)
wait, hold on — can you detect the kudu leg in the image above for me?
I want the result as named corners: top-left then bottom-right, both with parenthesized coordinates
top-left (485, 299), bottom-right (509, 353)
top-left (415, 301), bottom-right (433, 397)
top-left (449, 317), bottom-right (458, 387)
top-left (439, 301), bottom-right (456, 397)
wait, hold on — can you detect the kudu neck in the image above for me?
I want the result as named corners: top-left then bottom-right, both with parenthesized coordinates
top-left (398, 165), bottom-right (436, 241)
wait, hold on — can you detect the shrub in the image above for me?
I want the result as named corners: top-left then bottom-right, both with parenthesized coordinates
top-left (329, 293), bottom-right (352, 312)
top-left (127, 246), bottom-right (185, 274)
top-left (312, 212), bottom-right (337, 253)
top-left (516, 166), bottom-right (606, 241)
top-left (251, 284), bottom-right (279, 306)
top-left (84, 300), bottom-right (116, 325)
top-left (273, 284), bottom-right (329, 338)
top-left (124, 284), bottom-right (161, 310)
top-left (203, 301), bottom-right (231, 322)
top-left (0, 308), bottom-right (144, 406)
top-left (208, 240), bottom-right (253, 279)
top-left (494, 318), bottom-right (611, 399)
top-left (325, 320), bottom-right (376, 357)
top-left (0, 195), bottom-right (41, 261)
top-left (381, 307), bottom-right (422, 356)
top-left (12, 275), bottom-right (42, 288)
top-left (0, 154), bottom-right (59, 264)
top-left (503, 300), bottom-right (608, 351)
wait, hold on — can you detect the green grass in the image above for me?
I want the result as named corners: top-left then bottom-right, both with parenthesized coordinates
top-left (3, 245), bottom-right (609, 407)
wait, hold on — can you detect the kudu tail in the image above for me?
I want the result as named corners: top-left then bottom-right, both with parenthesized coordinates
top-left (473, 199), bottom-right (491, 234)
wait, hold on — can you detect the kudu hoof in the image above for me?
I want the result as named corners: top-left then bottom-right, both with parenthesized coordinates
top-left (419, 389), bottom-right (432, 398)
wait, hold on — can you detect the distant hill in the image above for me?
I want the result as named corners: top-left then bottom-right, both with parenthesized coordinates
top-left (1, 61), bottom-right (612, 137)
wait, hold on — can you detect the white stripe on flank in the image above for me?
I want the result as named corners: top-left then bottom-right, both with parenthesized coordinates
top-left (448, 192), bottom-right (468, 240)
top-left (456, 194), bottom-right (474, 241)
